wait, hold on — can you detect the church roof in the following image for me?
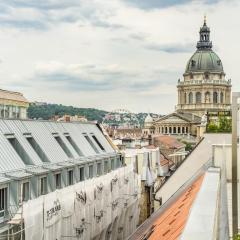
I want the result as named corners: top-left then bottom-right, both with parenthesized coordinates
top-left (154, 112), bottom-right (201, 124)
top-left (185, 18), bottom-right (224, 74)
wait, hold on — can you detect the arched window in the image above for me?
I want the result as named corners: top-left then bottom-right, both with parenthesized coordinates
top-left (182, 127), bottom-right (185, 134)
top-left (165, 127), bottom-right (167, 133)
top-left (188, 92), bottom-right (193, 104)
top-left (178, 127), bottom-right (181, 134)
top-left (205, 92), bottom-right (210, 103)
top-left (196, 92), bottom-right (201, 104)
top-left (162, 127), bottom-right (164, 133)
top-left (184, 93), bottom-right (187, 103)
top-left (213, 92), bottom-right (218, 103)
top-left (220, 92), bottom-right (224, 103)
top-left (173, 127), bottom-right (176, 134)
top-left (169, 127), bottom-right (172, 134)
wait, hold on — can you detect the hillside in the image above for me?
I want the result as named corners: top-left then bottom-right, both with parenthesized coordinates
top-left (28, 103), bottom-right (108, 122)
top-left (28, 103), bottom-right (162, 126)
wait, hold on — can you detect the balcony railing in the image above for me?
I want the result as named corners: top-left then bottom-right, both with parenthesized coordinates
top-left (178, 79), bottom-right (231, 86)
top-left (176, 103), bottom-right (231, 110)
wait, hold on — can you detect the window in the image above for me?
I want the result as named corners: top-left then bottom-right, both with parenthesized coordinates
top-left (68, 170), bottom-right (74, 185)
top-left (196, 92), bottom-right (201, 104)
top-left (104, 161), bottom-right (109, 173)
top-left (92, 135), bottom-right (105, 151)
top-left (83, 134), bottom-right (99, 153)
top-left (97, 163), bottom-right (102, 176)
top-left (169, 127), bottom-right (172, 134)
top-left (7, 137), bottom-right (33, 165)
top-left (55, 173), bottom-right (61, 189)
top-left (79, 167), bottom-right (85, 182)
top-left (0, 188), bottom-right (7, 218)
top-left (184, 93), bottom-right (187, 103)
top-left (213, 92), bottom-right (218, 104)
top-left (188, 92), bottom-right (193, 104)
top-left (111, 159), bottom-right (115, 170)
top-left (54, 135), bottom-right (73, 158)
top-left (22, 182), bottom-right (30, 202)
top-left (220, 92), bottom-right (224, 103)
top-left (26, 137), bottom-right (49, 162)
top-left (89, 165), bottom-right (93, 179)
top-left (65, 135), bottom-right (83, 156)
top-left (40, 177), bottom-right (47, 195)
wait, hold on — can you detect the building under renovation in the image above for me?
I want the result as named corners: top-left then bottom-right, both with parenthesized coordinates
top-left (0, 119), bottom-right (141, 240)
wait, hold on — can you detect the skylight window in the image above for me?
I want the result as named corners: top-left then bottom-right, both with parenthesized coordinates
top-left (53, 135), bottom-right (73, 158)
top-left (83, 134), bottom-right (99, 154)
top-left (7, 137), bottom-right (34, 165)
top-left (64, 134), bottom-right (83, 156)
top-left (92, 135), bottom-right (105, 151)
top-left (26, 136), bottom-right (50, 163)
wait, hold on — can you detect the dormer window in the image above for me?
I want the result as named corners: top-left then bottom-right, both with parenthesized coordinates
top-left (217, 60), bottom-right (221, 66)
top-left (191, 60), bottom-right (196, 67)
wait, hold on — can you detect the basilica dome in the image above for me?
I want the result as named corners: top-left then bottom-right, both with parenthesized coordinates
top-left (185, 50), bottom-right (223, 73)
top-left (185, 17), bottom-right (224, 74)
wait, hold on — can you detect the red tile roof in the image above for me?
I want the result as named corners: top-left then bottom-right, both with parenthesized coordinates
top-left (130, 175), bottom-right (204, 240)
top-left (154, 135), bottom-right (184, 149)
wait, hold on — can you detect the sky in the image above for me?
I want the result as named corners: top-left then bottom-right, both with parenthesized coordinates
top-left (0, 0), bottom-right (240, 114)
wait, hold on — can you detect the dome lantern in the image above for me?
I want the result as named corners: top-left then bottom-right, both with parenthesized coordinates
top-left (197, 16), bottom-right (212, 50)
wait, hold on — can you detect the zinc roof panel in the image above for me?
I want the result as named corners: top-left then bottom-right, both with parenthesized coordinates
top-left (0, 133), bottom-right (26, 172)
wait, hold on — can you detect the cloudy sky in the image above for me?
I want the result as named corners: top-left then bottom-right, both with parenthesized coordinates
top-left (0, 0), bottom-right (239, 114)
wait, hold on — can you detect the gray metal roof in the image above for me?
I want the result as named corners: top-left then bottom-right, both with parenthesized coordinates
top-left (0, 119), bottom-right (116, 173)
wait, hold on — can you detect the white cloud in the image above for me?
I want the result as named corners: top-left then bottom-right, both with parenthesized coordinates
top-left (0, 0), bottom-right (239, 113)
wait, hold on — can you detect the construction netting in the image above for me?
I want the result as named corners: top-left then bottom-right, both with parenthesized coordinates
top-left (22, 164), bottom-right (141, 240)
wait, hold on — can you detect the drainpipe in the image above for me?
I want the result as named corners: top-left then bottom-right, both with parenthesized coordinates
top-left (232, 92), bottom-right (240, 236)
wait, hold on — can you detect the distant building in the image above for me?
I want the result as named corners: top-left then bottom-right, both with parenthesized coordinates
top-left (142, 18), bottom-right (229, 136)
top-left (0, 89), bottom-right (29, 119)
top-left (55, 114), bottom-right (88, 122)
top-left (176, 17), bottom-right (231, 116)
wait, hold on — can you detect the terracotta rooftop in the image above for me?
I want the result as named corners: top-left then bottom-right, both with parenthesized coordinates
top-left (129, 174), bottom-right (204, 240)
top-left (154, 135), bottom-right (184, 149)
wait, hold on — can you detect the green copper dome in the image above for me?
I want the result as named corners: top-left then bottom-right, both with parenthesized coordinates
top-left (185, 50), bottom-right (224, 73)
top-left (185, 18), bottom-right (224, 73)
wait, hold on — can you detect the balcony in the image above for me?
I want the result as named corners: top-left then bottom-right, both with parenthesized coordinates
top-left (176, 103), bottom-right (231, 111)
top-left (177, 79), bottom-right (231, 86)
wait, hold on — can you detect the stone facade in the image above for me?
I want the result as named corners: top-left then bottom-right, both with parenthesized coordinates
top-left (0, 89), bottom-right (29, 119)
top-left (143, 112), bottom-right (201, 136)
top-left (176, 18), bottom-right (231, 116)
